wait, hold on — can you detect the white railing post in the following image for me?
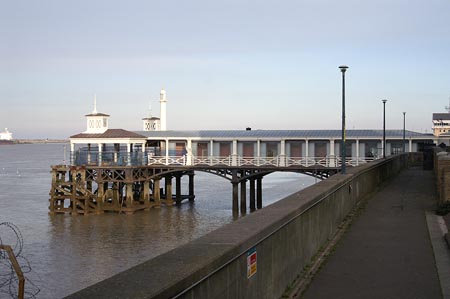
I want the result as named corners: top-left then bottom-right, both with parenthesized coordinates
top-left (165, 139), bottom-right (169, 165)
top-left (232, 140), bottom-right (238, 166)
top-left (279, 140), bottom-right (286, 166)
top-left (186, 139), bottom-right (192, 166)
top-left (305, 139), bottom-right (309, 167)
top-left (329, 139), bottom-right (335, 167)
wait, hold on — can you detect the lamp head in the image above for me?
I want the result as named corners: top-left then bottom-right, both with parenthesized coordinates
top-left (382, 99), bottom-right (387, 104)
top-left (339, 65), bottom-right (348, 73)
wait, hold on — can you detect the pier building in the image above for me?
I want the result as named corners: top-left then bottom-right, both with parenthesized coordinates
top-left (49, 90), bottom-right (436, 215)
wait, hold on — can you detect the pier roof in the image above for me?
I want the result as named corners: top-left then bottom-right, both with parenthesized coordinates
top-left (433, 113), bottom-right (450, 120)
top-left (84, 112), bottom-right (110, 117)
top-left (134, 129), bottom-right (432, 139)
top-left (71, 129), bottom-right (146, 139)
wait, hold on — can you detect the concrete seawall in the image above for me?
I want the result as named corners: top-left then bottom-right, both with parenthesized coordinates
top-left (67, 154), bottom-right (410, 299)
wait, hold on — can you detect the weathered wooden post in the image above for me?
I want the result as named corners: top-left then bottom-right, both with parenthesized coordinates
top-left (188, 172), bottom-right (195, 201)
top-left (153, 178), bottom-right (161, 207)
top-left (257, 177), bottom-right (262, 209)
top-left (249, 178), bottom-right (256, 211)
top-left (175, 174), bottom-right (182, 204)
top-left (240, 179), bottom-right (247, 214)
top-left (165, 176), bottom-right (173, 205)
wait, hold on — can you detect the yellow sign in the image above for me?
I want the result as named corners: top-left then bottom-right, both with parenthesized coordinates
top-left (247, 248), bottom-right (257, 278)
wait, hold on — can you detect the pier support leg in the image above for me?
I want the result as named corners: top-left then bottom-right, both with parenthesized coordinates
top-left (231, 170), bottom-right (239, 216)
top-left (250, 178), bottom-right (256, 211)
top-left (240, 180), bottom-right (247, 214)
top-left (165, 176), bottom-right (173, 205)
top-left (232, 182), bottom-right (239, 214)
top-left (112, 183), bottom-right (119, 208)
top-left (126, 183), bottom-right (133, 211)
top-left (257, 177), bottom-right (262, 209)
top-left (153, 178), bottom-right (161, 207)
top-left (143, 181), bottom-right (150, 209)
top-left (97, 181), bottom-right (104, 213)
top-left (175, 174), bottom-right (182, 204)
top-left (188, 172), bottom-right (195, 201)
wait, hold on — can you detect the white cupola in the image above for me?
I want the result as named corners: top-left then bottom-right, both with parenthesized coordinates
top-left (142, 104), bottom-right (161, 131)
top-left (84, 95), bottom-right (110, 134)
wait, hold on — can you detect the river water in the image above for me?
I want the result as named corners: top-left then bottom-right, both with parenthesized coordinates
top-left (0, 143), bottom-right (315, 298)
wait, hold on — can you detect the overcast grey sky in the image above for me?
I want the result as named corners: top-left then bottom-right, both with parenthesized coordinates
top-left (1, 0), bottom-right (449, 138)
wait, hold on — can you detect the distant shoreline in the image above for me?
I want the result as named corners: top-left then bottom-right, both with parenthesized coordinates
top-left (1, 139), bottom-right (69, 144)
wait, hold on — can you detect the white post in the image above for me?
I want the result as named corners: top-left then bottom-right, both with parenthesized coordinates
top-left (305, 139), bottom-right (309, 167)
top-left (356, 139), bottom-right (360, 165)
top-left (98, 143), bottom-right (103, 166)
top-left (409, 139), bottom-right (412, 153)
top-left (257, 139), bottom-right (261, 166)
top-left (165, 139), bottom-right (169, 165)
top-left (279, 140), bottom-right (286, 166)
top-left (127, 143), bottom-right (131, 166)
top-left (70, 142), bottom-right (75, 165)
top-left (87, 143), bottom-right (91, 165)
top-left (186, 139), bottom-right (192, 166)
top-left (209, 140), bottom-right (214, 165)
top-left (231, 140), bottom-right (238, 166)
top-left (329, 139), bottom-right (335, 167)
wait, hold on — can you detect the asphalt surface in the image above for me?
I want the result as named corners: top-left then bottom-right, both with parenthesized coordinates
top-left (302, 168), bottom-right (446, 299)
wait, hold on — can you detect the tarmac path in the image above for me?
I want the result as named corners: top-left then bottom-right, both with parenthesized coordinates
top-left (302, 168), bottom-right (445, 299)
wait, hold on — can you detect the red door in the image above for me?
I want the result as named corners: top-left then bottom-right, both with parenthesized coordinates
top-left (290, 142), bottom-right (302, 157)
top-left (197, 143), bottom-right (208, 157)
top-left (220, 143), bottom-right (231, 156)
top-left (243, 143), bottom-right (254, 157)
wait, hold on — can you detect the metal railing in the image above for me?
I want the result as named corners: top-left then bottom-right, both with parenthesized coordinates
top-left (71, 151), bottom-right (378, 168)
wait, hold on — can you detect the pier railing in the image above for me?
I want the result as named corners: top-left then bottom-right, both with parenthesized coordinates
top-left (71, 151), bottom-right (377, 168)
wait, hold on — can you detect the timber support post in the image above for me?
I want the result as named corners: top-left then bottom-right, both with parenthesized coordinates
top-left (153, 178), bottom-right (161, 207)
top-left (249, 178), bottom-right (256, 211)
top-left (257, 177), bottom-right (262, 209)
top-left (175, 174), bottom-right (182, 204)
top-left (143, 181), bottom-right (150, 209)
top-left (231, 170), bottom-right (239, 213)
top-left (188, 172), bottom-right (195, 201)
top-left (240, 179), bottom-right (247, 214)
top-left (165, 176), bottom-right (173, 205)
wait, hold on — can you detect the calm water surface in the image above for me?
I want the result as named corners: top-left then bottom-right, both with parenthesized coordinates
top-left (0, 144), bottom-right (315, 298)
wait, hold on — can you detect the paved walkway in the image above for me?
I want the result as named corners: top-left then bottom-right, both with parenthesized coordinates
top-left (302, 168), bottom-right (450, 299)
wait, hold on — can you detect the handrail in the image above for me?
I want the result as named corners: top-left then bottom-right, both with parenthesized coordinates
top-left (71, 151), bottom-right (379, 168)
top-left (0, 244), bottom-right (25, 299)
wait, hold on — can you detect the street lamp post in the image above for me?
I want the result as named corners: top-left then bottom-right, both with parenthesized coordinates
top-left (403, 112), bottom-right (406, 153)
top-left (382, 99), bottom-right (387, 158)
top-left (339, 65), bottom-right (348, 174)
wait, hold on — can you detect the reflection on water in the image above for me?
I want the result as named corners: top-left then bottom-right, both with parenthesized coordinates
top-left (0, 144), bottom-right (315, 298)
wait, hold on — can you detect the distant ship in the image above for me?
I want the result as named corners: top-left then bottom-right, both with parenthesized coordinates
top-left (0, 128), bottom-right (14, 144)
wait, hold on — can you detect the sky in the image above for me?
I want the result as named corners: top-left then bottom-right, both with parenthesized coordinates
top-left (1, 0), bottom-right (449, 139)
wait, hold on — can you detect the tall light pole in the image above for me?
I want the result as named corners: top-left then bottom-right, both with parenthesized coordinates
top-left (339, 65), bottom-right (348, 174)
top-left (382, 99), bottom-right (387, 158)
top-left (403, 112), bottom-right (406, 153)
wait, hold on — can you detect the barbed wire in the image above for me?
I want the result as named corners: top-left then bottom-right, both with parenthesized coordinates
top-left (0, 222), bottom-right (40, 299)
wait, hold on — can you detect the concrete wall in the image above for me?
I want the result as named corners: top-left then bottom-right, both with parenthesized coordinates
top-left (435, 150), bottom-right (450, 203)
top-left (67, 154), bottom-right (410, 299)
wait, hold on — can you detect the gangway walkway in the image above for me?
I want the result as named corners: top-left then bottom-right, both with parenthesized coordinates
top-left (302, 167), bottom-right (450, 299)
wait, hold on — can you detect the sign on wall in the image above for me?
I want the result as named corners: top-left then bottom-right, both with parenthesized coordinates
top-left (247, 247), bottom-right (257, 278)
